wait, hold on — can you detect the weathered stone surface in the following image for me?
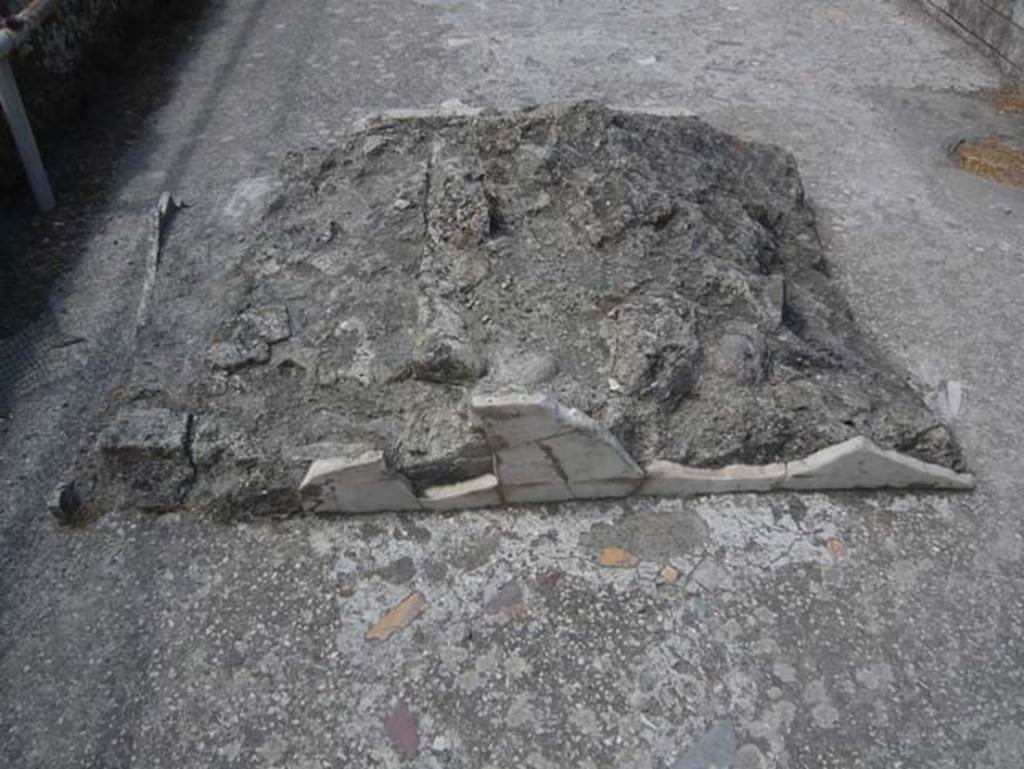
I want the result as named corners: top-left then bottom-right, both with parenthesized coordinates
top-left (421, 474), bottom-right (501, 511)
top-left (671, 720), bottom-right (738, 769)
top-left (410, 294), bottom-right (486, 384)
top-left (393, 398), bottom-right (492, 492)
top-left (600, 295), bottom-right (701, 407)
top-left (479, 350), bottom-right (560, 392)
top-left (207, 339), bottom-right (270, 372)
top-left (221, 176), bottom-right (284, 231)
top-left (98, 407), bottom-right (189, 457)
top-left (641, 461), bottom-right (786, 497)
top-left (299, 448), bottom-right (421, 513)
top-left (207, 305), bottom-right (292, 373)
top-left (240, 305), bottom-right (291, 344)
top-left (782, 437), bottom-right (975, 491)
top-left (97, 406), bottom-right (194, 510)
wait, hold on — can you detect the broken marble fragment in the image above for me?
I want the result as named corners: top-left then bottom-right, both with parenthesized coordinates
top-left (421, 473), bottom-right (502, 511)
top-left (599, 546), bottom-right (636, 567)
top-left (471, 392), bottom-right (577, 447)
top-left (542, 429), bottom-right (643, 487)
top-left (659, 564), bottom-right (681, 584)
top-left (367, 592), bottom-right (428, 641)
top-left (472, 392), bottom-right (643, 503)
top-left (781, 436), bottom-right (975, 491)
top-left (299, 448), bottom-right (421, 513)
top-left (937, 379), bottom-right (963, 420)
top-left (294, 409), bottom-right (971, 512)
top-left (641, 461), bottom-right (786, 497)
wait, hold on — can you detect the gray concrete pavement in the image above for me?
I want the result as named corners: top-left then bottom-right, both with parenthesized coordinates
top-left (2, 0), bottom-right (1023, 766)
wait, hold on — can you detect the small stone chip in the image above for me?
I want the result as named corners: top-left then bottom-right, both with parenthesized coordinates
top-left (659, 564), bottom-right (681, 584)
top-left (599, 546), bottom-right (636, 567)
top-left (637, 561), bottom-right (661, 581)
top-left (384, 701), bottom-right (420, 759)
top-left (826, 538), bottom-right (846, 560)
top-left (366, 591), bottom-right (428, 641)
top-left (483, 580), bottom-right (524, 616)
top-left (536, 568), bottom-right (564, 591)
top-left (431, 734), bottom-right (450, 752)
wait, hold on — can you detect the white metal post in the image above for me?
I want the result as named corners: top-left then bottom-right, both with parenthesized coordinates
top-left (0, 56), bottom-right (53, 211)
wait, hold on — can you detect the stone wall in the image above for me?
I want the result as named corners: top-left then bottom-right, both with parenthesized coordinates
top-left (0, 0), bottom-right (159, 197)
top-left (920, 0), bottom-right (1024, 77)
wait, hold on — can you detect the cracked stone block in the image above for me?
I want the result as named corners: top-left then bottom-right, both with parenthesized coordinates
top-left (98, 406), bottom-right (194, 510)
top-left (502, 480), bottom-right (574, 505)
top-left (421, 473), bottom-right (502, 512)
top-left (640, 461), bottom-right (786, 497)
top-left (781, 437), bottom-right (975, 491)
top-left (494, 443), bottom-right (566, 486)
top-left (570, 478), bottom-right (645, 499)
top-left (299, 448), bottom-right (421, 513)
top-left (541, 431), bottom-right (643, 483)
top-left (471, 392), bottom-right (576, 448)
top-left (474, 391), bottom-right (645, 505)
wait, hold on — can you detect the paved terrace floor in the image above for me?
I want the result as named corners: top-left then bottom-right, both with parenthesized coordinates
top-left (1, 1), bottom-right (1023, 767)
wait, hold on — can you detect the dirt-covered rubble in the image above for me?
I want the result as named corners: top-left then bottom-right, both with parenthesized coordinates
top-left (73, 102), bottom-right (966, 517)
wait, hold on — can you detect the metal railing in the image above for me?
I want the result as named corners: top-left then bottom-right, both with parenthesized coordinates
top-left (0, 0), bottom-right (60, 212)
